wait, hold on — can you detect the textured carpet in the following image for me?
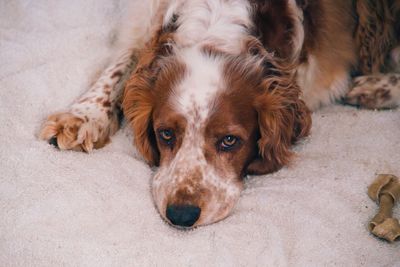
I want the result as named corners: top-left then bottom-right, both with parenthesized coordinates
top-left (1, 1), bottom-right (399, 266)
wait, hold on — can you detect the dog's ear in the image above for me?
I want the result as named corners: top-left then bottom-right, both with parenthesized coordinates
top-left (246, 58), bottom-right (311, 175)
top-left (122, 29), bottom-right (175, 166)
top-left (123, 61), bottom-right (160, 166)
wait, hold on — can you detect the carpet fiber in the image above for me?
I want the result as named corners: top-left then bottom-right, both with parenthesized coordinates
top-left (1, 1), bottom-right (399, 266)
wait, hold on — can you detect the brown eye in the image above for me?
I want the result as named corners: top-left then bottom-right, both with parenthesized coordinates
top-left (158, 129), bottom-right (175, 145)
top-left (218, 135), bottom-right (240, 152)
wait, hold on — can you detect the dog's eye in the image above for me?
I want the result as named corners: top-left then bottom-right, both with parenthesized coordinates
top-left (218, 135), bottom-right (240, 152)
top-left (158, 129), bottom-right (175, 145)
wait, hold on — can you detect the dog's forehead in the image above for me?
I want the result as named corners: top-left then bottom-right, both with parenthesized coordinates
top-left (170, 47), bottom-right (225, 122)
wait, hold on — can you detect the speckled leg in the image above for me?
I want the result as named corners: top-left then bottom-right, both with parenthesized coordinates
top-left (40, 50), bottom-right (136, 151)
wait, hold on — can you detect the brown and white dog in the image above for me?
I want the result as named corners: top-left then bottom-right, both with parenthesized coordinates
top-left (40, 0), bottom-right (400, 228)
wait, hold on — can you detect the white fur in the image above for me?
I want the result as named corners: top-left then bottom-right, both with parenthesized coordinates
top-left (67, 49), bottom-right (135, 150)
top-left (173, 48), bottom-right (224, 119)
top-left (164, 0), bottom-right (252, 53)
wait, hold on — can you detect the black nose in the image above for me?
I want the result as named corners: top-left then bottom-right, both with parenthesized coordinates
top-left (49, 136), bottom-right (59, 148)
top-left (166, 204), bottom-right (201, 227)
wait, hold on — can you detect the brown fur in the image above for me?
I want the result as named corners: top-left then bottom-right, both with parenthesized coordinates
top-left (355, 0), bottom-right (400, 74)
top-left (244, 48), bottom-right (311, 174)
top-left (123, 25), bottom-right (186, 166)
top-left (249, 0), bottom-right (296, 59)
top-left (301, 0), bottom-right (356, 97)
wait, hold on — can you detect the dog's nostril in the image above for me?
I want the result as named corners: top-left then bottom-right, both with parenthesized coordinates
top-left (49, 136), bottom-right (59, 148)
top-left (166, 204), bottom-right (201, 227)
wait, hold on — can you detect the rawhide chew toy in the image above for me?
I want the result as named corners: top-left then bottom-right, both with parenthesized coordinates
top-left (367, 174), bottom-right (400, 242)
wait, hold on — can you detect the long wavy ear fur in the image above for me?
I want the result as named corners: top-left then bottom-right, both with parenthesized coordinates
top-left (246, 54), bottom-right (311, 175)
top-left (123, 70), bottom-right (159, 166)
top-left (122, 27), bottom-right (175, 166)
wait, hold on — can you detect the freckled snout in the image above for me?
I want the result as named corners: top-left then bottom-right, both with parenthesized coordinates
top-left (166, 204), bottom-right (201, 227)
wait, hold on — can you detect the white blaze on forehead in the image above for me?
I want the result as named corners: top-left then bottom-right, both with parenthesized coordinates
top-left (172, 47), bottom-right (224, 120)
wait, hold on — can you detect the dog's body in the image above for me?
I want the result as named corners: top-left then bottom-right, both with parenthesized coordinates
top-left (40, 0), bottom-right (400, 227)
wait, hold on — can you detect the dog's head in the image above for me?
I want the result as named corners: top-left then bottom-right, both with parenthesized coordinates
top-left (123, 26), bottom-right (311, 227)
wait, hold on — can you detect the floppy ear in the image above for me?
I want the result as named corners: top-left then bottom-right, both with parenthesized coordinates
top-left (246, 61), bottom-right (311, 175)
top-left (122, 28), bottom-right (174, 166)
top-left (123, 62), bottom-right (160, 166)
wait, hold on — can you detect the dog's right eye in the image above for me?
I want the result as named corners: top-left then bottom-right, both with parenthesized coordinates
top-left (158, 129), bottom-right (175, 146)
top-left (217, 135), bottom-right (241, 152)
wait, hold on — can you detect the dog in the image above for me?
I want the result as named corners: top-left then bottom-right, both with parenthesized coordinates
top-left (39, 0), bottom-right (400, 228)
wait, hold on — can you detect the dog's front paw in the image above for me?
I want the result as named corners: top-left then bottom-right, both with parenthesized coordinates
top-left (39, 112), bottom-right (110, 152)
top-left (344, 75), bottom-right (399, 109)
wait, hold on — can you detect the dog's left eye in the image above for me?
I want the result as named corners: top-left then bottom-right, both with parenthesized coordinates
top-left (218, 135), bottom-right (240, 151)
top-left (158, 129), bottom-right (175, 145)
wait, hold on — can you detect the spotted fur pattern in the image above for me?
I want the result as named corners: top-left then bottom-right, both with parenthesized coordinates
top-left (39, 0), bottom-right (164, 150)
top-left (39, 0), bottom-right (399, 228)
top-left (40, 50), bottom-right (136, 151)
top-left (346, 74), bottom-right (400, 109)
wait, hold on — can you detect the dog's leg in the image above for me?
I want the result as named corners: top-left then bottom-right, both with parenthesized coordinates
top-left (38, 0), bottom-right (167, 151)
top-left (39, 50), bottom-right (136, 151)
top-left (344, 74), bottom-right (400, 109)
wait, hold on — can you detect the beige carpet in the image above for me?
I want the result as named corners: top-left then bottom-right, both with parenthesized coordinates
top-left (1, 0), bottom-right (399, 266)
